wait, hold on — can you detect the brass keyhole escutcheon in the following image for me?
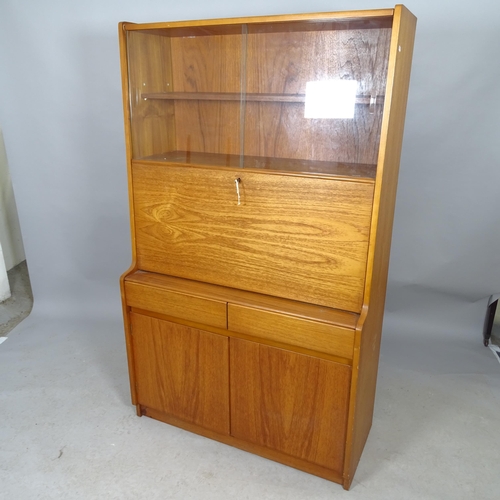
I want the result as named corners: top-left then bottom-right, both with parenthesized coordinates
top-left (235, 177), bottom-right (241, 205)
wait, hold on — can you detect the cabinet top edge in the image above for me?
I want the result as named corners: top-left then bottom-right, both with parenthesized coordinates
top-left (120, 8), bottom-right (396, 32)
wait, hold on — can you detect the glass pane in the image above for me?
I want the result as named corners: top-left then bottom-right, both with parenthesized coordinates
top-left (126, 16), bottom-right (391, 179)
top-left (127, 26), bottom-right (244, 164)
top-left (243, 17), bottom-right (392, 178)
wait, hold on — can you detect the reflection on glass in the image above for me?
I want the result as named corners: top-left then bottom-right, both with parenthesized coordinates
top-left (304, 80), bottom-right (358, 119)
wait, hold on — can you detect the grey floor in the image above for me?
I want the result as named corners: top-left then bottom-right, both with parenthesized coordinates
top-left (0, 312), bottom-right (499, 499)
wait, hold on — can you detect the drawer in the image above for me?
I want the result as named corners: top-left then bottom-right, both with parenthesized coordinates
top-left (124, 281), bottom-right (227, 329)
top-left (228, 304), bottom-right (355, 360)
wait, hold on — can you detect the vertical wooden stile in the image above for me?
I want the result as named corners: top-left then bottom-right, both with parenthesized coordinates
top-left (343, 5), bottom-right (417, 490)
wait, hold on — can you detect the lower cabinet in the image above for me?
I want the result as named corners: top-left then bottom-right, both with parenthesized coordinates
top-left (130, 310), bottom-right (351, 476)
top-left (130, 312), bottom-right (230, 435)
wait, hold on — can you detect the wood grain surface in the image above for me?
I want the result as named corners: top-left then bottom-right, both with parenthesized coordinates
top-left (228, 304), bottom-right (355, 359)
top-left (121, 10), bottom-right (394, 33)
top-left (124, 281), bottom-right (227, 329)
top-left (230, 338), bottom-right (351, 472)
top-left (127, 31), bottom-right (175, 159)
top-left (139, 151), bottom-right (377, 179)
top-left (170, 34), bottom-right (242, 156)
top-left (125, 270), bottom-right (359, 329)
top-left (343, 5), bottom-right (417, 490)
top-left (130, 313), bottom-right (230, 434)
top-left (244, 28), bottom-right (391, 165)
top-left (133, 163), bottom-right (374, 311)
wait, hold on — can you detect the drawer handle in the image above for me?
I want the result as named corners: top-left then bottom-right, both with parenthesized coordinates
top-left (235, 178), bottom-right (241, 206)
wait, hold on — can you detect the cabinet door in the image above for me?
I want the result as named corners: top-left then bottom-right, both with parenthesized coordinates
top-left (230, 338), bottom-right (351, 473)
top-left (133, 163), bottom-right (373, 312)
top-left (130, 313), bottom-right (230, 435)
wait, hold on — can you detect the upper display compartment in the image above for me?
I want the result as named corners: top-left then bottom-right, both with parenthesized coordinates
top-left (123, 13), bottom-right (393, 179)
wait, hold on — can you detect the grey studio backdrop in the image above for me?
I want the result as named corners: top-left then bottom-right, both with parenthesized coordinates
top-left (0, 0), bottom-right (499, 356)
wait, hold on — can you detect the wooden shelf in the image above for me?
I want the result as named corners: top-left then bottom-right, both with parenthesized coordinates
top-left (142, 92), bottom-right (384, 105)
top-left (137, 151), bottom-right (376, 180)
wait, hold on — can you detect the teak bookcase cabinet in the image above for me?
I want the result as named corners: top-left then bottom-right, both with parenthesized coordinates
top-left (119, 5), bottom-right (416, 490)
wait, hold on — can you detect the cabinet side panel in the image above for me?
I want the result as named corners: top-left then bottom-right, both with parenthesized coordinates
top-left (133, 165), bottom-right (373, 312)
top-left (120, 286), bottom-right (137, 405)
top-left (230, 338), bottom-right (351, 472)
top-left (130, 313), bottom-right (230, 434)
top-left (119, 24), bottom-right (140, 404)
top-left (343, 6), bottom-right (417, 489)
